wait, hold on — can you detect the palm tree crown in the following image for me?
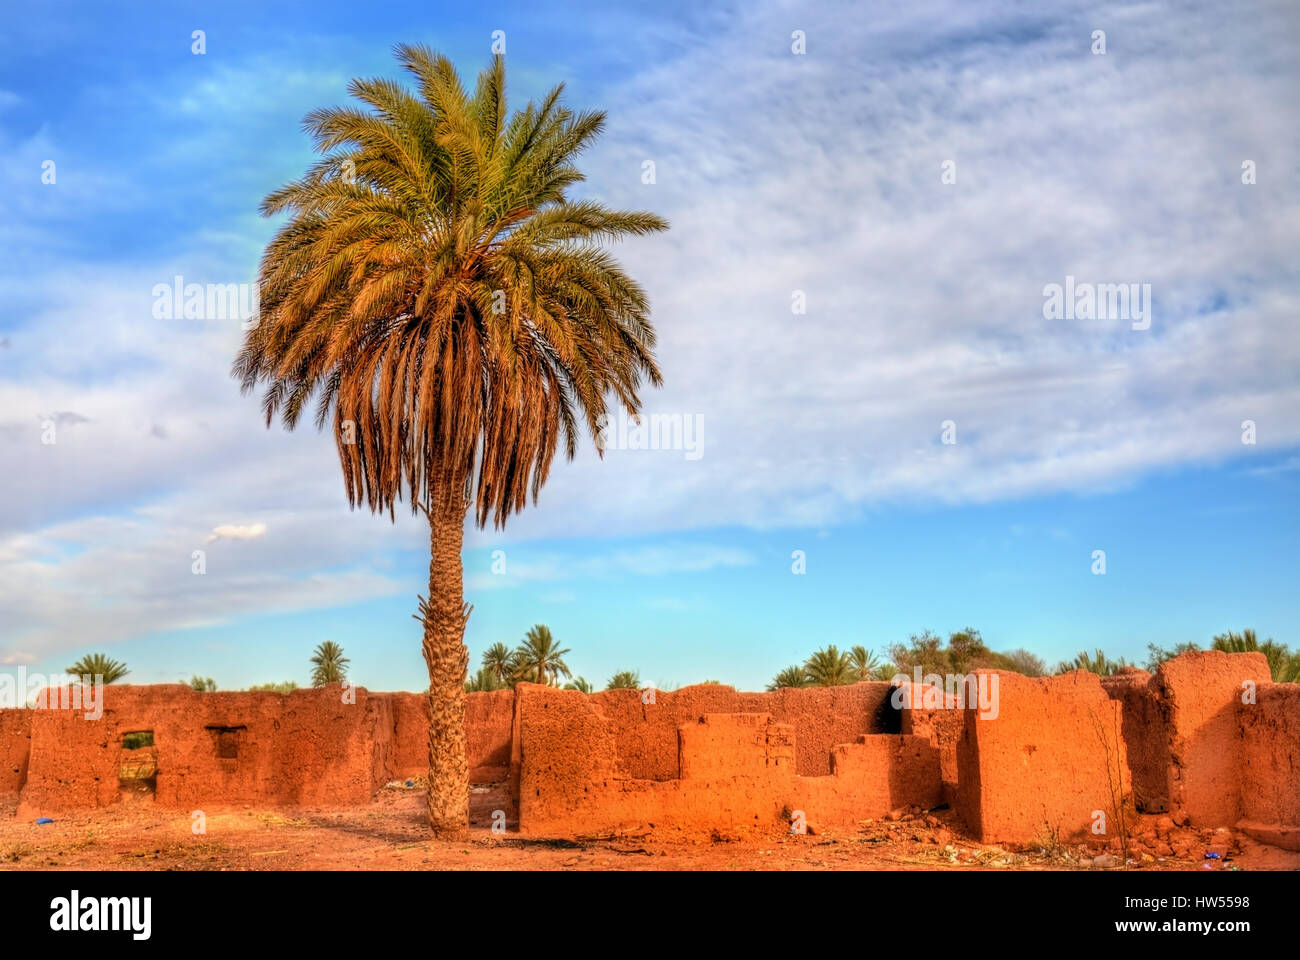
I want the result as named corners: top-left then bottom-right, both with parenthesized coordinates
top-left (1057, 648), bottom-right (1130, 676)
top-left (766, 666), bottom-right (810, 691)
top-left (803, 645), bottom-right (856, 686)
top-left (481, 642), bottom-right (515, 686)
top-left (310, 641), bottom-right (350, 686)
top-left (605, 670), bottom-right (640, 690)
top-left (234, 45), bottom-right (667, 528)
top-left (848, 645), bottom-right (879, 681)
top-left (66, 653), bottom-right (129, 684)
top-left (513, 624), bottom-right (571, 686)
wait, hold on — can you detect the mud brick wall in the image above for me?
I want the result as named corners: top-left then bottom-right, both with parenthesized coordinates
top-left (385, 690), bottom-right (514, 782)
top-left (897, 683), bottom-right (963, 806)
top-left (587, 682), bottom-right (894, 780)
top-left (1236, 682), bottom-right (1300, 850)
top-left (512, 683), bottom-right (940, 837)
top-left (1155, 651), bottom-right (1271, 828)
top-left (15, 684), bottom-right (394, 816)
top-left (796, 734), bottom-right (942, 829)
top-left (1100, 669), bottom-right (1170, 813)
top-left (0, 709), bottom-right (31, 799)
top-left (955, 671), bottom-right (1131, 845)
top-left (1, 651), bottom-right (1296, 847)
top-left (513, 684), bottom-right (620, 833)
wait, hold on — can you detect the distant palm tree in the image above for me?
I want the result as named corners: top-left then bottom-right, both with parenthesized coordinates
top-left (310, 641), bottom-right (350, 686)
top-left (232, 47), bottom-right (666, 836)
top-left (1277, 654), bottom-right (1300, 684)
top-left (563, 676), bottom-right (594, 693)
top-left (248, 681), bottom-right (299, 693)
top-left (1057, 649), bottom-right (1130, 676)
top-left (804, 645), bottom-right (856, 686)
top-left (481, 643), bottom-right (515, 687)
top-left (66, 653), bottom-right (129, 684)
top-left (465, 666), bottom-right (501, 693)
top-left (513, 625), bottom-right (571, 687)
top-left (606, 670), bottom-right (640, 690)
top-left (767, 666), bottom-right (810, 691)
top-left (1211, 629), bottom-right (1294, 681)
top-left (189, 675), bottom-right (217, 692)
top-left (848, 645), bottom-right (879, 681)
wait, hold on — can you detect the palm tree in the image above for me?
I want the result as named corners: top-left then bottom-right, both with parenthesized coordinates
top-left (310, 641), bottom-right (350, 686)
top-left (1057, 648), bottom-right (1130, 676)
top-left (803, 645), bottom-right (856, 686)
top-left (605, 670), bottom-right (640, 690)
top-left (1211, 629), bottom-right (1294, 681)
top-left (513, 625), bottom-right (572, 687)
top-left (848, 645), bottom-right (879, 681)
top-left (465, 666), bottom-right (501, 692)
top-left (1277, 654), bottom-right (1300, 684)
top-left (481, 642), bottom-right (515, 686)
top-left (563, 676), bottom-right (593, 693)
top-left (767, 666), bottom-right (810, 691)
top-left (249, 681), bottom-right (299, 694)
top-left (66, 653), bottom-right (129, 684)
top-left (234, 47), bottom-right (666, 836)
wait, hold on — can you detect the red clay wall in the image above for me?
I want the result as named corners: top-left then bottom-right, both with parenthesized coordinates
top-left (382, 690), bottom-right (514, 783)
top-left (1100, 669), bottom-right (1169, 813)
top-left (16, 684), bottom-right (393, 817)
top-left (0, 709), bottom-right (31, 800)
top-left (3, 654), bottom-right (1296, 847)
top-left (1236, 682), bottom-right (1300, 850)
top-left (956, 671), bottom-right (1131, 845)
top-left (514, 684), bottom-right (620, 833)
top-left (797, 734), bottom-right (942, 829)
top-left (513, 683), bottom-right (939, 837)
top-left (1155, 651), bottom-right (1271, 828)
top-left (897, 683), bottom-right (963, 806)
top-left (587, 682), bottom-right (893, 780)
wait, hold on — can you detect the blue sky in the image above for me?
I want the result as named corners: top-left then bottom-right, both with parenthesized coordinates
top-left (1, 0), bottom-right (1297, 691)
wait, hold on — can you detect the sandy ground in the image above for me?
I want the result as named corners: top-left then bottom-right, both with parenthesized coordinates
top-left (2, 783), bottom-right (1297, 871)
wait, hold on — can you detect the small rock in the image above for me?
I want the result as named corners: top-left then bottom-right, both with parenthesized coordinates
top-left (1092, 853), bottom-right (1120, 868)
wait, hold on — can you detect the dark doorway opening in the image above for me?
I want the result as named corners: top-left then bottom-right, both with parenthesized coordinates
top-left (119, 730), bottom-right (156, 798)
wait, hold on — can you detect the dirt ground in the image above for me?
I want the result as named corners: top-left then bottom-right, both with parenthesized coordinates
top-left (2, 782), bottom-right (1297, 871)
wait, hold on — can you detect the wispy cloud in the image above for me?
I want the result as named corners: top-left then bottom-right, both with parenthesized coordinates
top-left (465, 543), bottom-right (757, 591)
top-left (1, 0), bottom-right (1297, 664)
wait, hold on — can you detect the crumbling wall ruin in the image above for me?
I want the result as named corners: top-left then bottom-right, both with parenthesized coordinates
top-left (0, 651), bottom-right (1296, 850)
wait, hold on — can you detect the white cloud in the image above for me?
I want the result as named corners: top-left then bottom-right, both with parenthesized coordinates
top-left (206, 523), bottom-right (268, 543)
top-left (464, 543), bottom-right (757, 591)
top-left (2, 0), bottom-right (1298, 658)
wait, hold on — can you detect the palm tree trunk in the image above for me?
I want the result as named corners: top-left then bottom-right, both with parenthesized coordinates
top-left (421, 478), bottom-right (471, 837)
